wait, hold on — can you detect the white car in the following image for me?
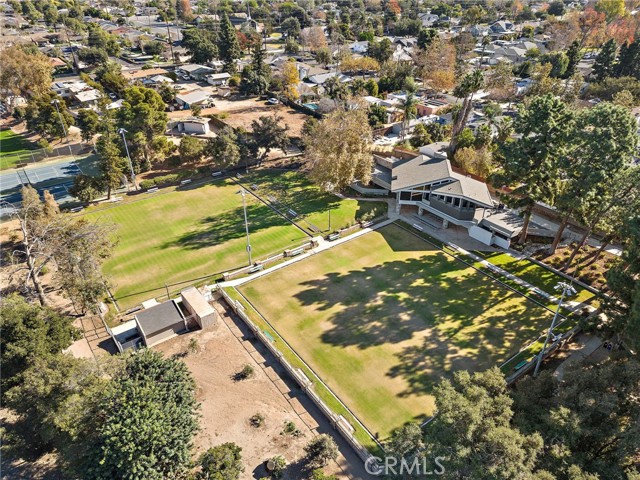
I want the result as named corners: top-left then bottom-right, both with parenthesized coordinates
top-left (267, 97), bottom-right (279, 105)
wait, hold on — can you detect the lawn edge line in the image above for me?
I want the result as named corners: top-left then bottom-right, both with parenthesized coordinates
top-left (225, 285), bottom-right (386, 455)
top-left (230, 176), bottom-right (312, 238)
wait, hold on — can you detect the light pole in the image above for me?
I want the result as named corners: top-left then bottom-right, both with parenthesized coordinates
top-left (533, 281), bottom-right (577, 377)
top-left (51, 99), bottom-right (70, 144)
top-left (237, 189), bottom-right (253, 265)
top-left (118, 128), bottom-right (138, 191)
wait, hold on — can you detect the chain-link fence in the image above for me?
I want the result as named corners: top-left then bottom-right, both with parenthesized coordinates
top-left (2, 142), bottom-right (94, 170)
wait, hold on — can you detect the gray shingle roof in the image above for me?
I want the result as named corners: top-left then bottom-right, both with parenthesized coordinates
top-left (390, 155), bottom-right (452, 190)
top-left (432, 172), bottom-right (493, 207)
top-left (136, 300), bottom-right (184, 337)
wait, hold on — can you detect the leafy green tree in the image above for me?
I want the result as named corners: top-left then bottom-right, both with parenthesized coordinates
top-left (586, 76), bottom-right (640, 104)
top-left (367, 38), bottom-right (393, 63)
top-left (409, 122), bottom-right (433, 148)
top-left (550, 102), bottom-right (638, 253)
top-left (564, 41), bottom-right (583, 78)
top-left (539, 51), bottom-right (569, 78)
top-left (178, 135), bottom-right (205, 164)
top-left (385, 422), bottom-right (425, 471)
top-left (425, 368), bottom-right (545, 479)
top-left (368, 104), bottom-right (387, 127)
top-left (454, 127), bottom-right (475, 149)
top-left (281, 16), bottom-right (301, 38)
top-left (206, 127), bottom-right (241, 168)
top-left (513, 358), bottom-right (640, 478)
top-left (593, 39), bottom-right (617, 82)
top-left (604, 215), bottom-right (640, 349)
top-left (218, 13), bottom-right (242, 74)
top-left (239, 45), bottom-right (271, 96)
top-left (547, 0), bottom-right (565, 16)
top-left (117, 86), bottom-right (169, 167)
top-left (492, 94), bottom-right (572, 243)
top-left (248, 114), bottom-right (289, 163)
top-left (77, 47), bottom-right (109, 66)
top-left (365, 78), bottom-right (379, 96)
top-left (94, 61), bottom-right (128, 96)
top-left (182, 28), bottom-right (218, 64)
top-left (96, 132), bottom-right (126, 199)
top-left (304, 434), bottom-right (339, 467)
top-left (24, 93), bottom-right (74, 140)
top-left (305, 107), bottom-right (372, 191)
top-left (196, 442), bottom-right (244, 479)
top-left (76, 109), bottom-right (100, 142)
top-left (70, 174), bottom-right (104, 203)
top-left (86, 23), bottom-right (120, 55)
top-left (615, 38), bottom-right (640, 80)
top-left (0, 294), bottom-right (79, 396)
top-left (83, 349), bottom-right (199, 480)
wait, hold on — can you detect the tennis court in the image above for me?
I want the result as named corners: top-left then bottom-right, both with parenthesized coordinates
top-left (0, 158), bottom-right (85, 217)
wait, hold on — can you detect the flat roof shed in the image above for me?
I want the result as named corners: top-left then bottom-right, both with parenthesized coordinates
top-left (135, 300), bottom-right (187, 347)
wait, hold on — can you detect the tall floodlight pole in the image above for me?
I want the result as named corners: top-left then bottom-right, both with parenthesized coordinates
top-left (237, 189), bottom-right (253, 265)
top-left (533, 281), bottom-right (577, 377)
top-left (51, 99), bottom-right (70, 144)
top-left (118, 128), bottom-right (138, 191)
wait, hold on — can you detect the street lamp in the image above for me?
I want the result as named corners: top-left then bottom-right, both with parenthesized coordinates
top-left (117, 128), bottom-right (138, 191)
top-left (51, 99), bottom-right (70, 144)
top-left (533, 281), bottom-right (577, 377)
top-left (237, 189), bottom-right (253, 265)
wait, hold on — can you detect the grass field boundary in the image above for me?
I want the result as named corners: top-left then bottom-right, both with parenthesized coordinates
top-left (394, 220), bottom-right (588, 376)
top-left (395, 220), bottom-right (569, 319)
top-left (76, 174), bottom-right (230, 217)
top-left (230, 176), bottom-right (312, 238)
top-left (219, 286), bottom-right (385, 457)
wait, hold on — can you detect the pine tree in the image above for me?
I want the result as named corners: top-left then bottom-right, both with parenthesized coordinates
top-left (615, 38), bottom-right (640, 80)
top-left (593, 39), bottom-right (617, 82)
top-left (564, 40), bottom-right (582, 78)
top-left (218, 13), bottom-right (241, 74)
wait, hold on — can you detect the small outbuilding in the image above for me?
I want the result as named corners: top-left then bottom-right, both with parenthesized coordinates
top-left (135, 299), bottom-right (187, 347)
top-left (181, 286), bottom-right (218, 329)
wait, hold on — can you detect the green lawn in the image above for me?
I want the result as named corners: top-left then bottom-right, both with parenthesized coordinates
top-left (238, 223), bottom-right (556, 439)
top-left (238, 170), bottom-right (387, 233)
top-left (476, 251), bottom-right (596, 304)
top-left (0, 129), bottom-right (36, 170)
top-left (85, 172), bottom-right (385, 309)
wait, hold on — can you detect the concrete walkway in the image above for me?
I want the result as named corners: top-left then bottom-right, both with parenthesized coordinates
top-left (221, 213), bottom-right (399, 288)
top-left (554, 335), bottom-right (603, 381)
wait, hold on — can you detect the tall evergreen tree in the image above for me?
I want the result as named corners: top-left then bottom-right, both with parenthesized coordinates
top-left (239, 45), bottom-right (271, 95)
top-left (564, 40), bottom-right (583, 78)
top-left (593, 39), bottom-right (618, 82)
top-left (492, 94), bottom-right (572, 243)
top-left (218, 13), bottom-right (242, 74)
top-left (83, 350), bottom-right (199, 480)
top-left (615, 38), bottom-right (640, 80)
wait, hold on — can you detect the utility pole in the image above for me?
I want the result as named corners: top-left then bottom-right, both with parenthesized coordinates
top-left (118, 128), bottom-right (138, 191)
top-left (533, 281), bottom-right (577, 377)
top-left (238, 189), bottom-right (253, 265)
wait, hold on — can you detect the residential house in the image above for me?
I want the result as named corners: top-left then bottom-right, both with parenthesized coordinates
top-left (52, 80), bottom-right (92, 99)
top-left (489, 20), bottom-right (515, 36)
top-left (178, 64), bottom-right (216, 81)
top-left (308, 71), bottom-right (351, 86)
top-left (349, 41), bottom-right (369, 54)
top-left (175, 117), bottom-right (211, 135)
top-left (122, 68), bottom-right (170, 84)
top-left (175, 89), bottom-right (213, 109)
top-left (416, 98), bottom-right (449, 116)
top-left (206, 72), bottom-right (232, 86)
top-left (470, 24), bottom-right (489, 37)
top-left (419, 12), bottom-right (440, 27)
top-left (74, 89), bottom-right (102, 108)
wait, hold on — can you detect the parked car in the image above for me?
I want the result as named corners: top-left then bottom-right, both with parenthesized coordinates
top-left (181, 74), bottom-right (190, 81)
top-left (267, 97), bottom-right (279, 105)
top-left (108, 93), bottom-right (117, 99)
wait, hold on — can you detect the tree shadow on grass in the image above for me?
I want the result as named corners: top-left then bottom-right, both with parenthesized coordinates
top-left (164, 200), bottom-right (309, 251)
top-left (291, 226), bottom-right (553, 397)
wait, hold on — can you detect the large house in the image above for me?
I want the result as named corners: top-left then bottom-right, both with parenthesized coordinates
top-left (366, 144), bottom-right (523, 247)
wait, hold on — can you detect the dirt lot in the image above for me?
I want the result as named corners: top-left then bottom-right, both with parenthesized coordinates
top-left (155, 300), bottom-right (364, 479)
top-left (168, 96), bottom-right (309, 138)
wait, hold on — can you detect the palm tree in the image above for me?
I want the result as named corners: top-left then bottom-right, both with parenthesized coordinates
top-left (400, 93), bottom-right (418, 141)
top-left (449, 69), bottom-right (483, 155)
